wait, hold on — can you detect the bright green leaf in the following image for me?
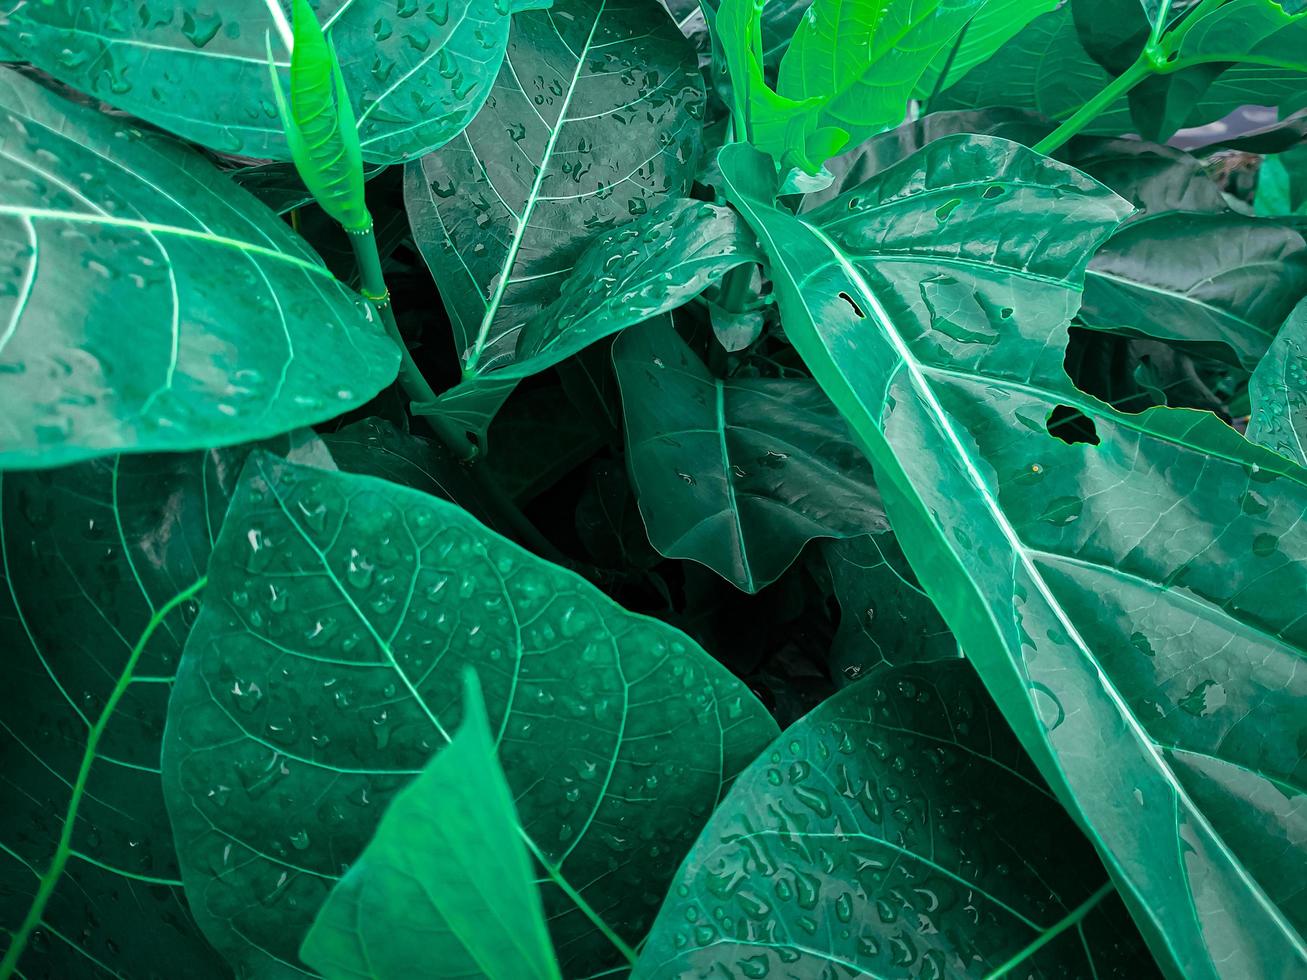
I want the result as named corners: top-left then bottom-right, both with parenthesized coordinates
top-left (0, 69), bottom-right (399, 470)
top-left (613, 318), bottom-right (887, 592)
top-left (301, 673), bottom-right (562, 980)
top-left (720, 135), bottom-right (1307, 978)
top-left (1257, 144), bottom-right (1307, 217)
top-left (634, 660), bottom-right (1158, 979)
top-left (162, 453), bottom-right (778, 978)
top-left (915, 0), bottom-right (1060, 98)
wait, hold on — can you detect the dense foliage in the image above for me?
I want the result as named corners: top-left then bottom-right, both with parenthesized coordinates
top-left (1, 0), bottom-right (1305, 978)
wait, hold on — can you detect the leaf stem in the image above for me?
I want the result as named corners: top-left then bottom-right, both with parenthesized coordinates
top-left (347, 225), bottom-right (476, 461)
top-left (1032, 55), bottom-right (1154, 155)
top-left (0, 578), bottom-right (209, 980)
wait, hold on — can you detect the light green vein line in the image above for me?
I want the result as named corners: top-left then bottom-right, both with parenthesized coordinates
top-left (0, 206), bottom-right (332, 278)
top-left (984, 881), bottom-right (1114, 978)
top-left (0, 577), bottom-right (208, 980)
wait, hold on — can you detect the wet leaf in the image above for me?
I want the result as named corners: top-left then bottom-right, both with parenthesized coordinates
top-left (635, 661), bottom-right (1159, 979)
top-left (4, 0), bottom-right (543, 162)
top-left (721, 135), bottom-right (1307, 978)
top-left (162, 453), bottom-right (778, 978)
top-left (0, 69), bottom-right (398, 469)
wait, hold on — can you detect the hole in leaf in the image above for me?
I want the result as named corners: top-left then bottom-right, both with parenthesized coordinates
top-left (1000, 307), bottom-right (1013, 319)
top-left (847, 196), bottom-right (861, 210)
top-left (935, 198), bottom-right (962, 221)
top-left (838, 292), bottom-right (865, 318)
top-left (983, 184), bottom-right (1006, 199)
top-left (1047, 404), bottom-right (1100, 446)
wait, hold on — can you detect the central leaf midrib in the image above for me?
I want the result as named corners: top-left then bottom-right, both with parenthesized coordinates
top-left (260, 461), bottom-right (639, 966)
top-left (466, 2), bottom-right (608, 374)
top-left (794, 219), bottom-right (1306, 956)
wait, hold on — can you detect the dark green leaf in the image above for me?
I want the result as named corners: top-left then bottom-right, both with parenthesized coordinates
top-left (301, 673), bottom-right (562, 980)
top-left (1248, 296), bottom-right (1307, 466)
top-left (613, 318), bottom-right (886, 592)
top-left (321, 417), bottom-right (508, 534)
top-left (823, 534), bottom-right (957, 684)
top-left (405, 0), bottom-right (705, 379)
top-left (1257, 144), bottom-right (1307, 217)
top-left (485, 382), bottom-right (608, 503)
top-left (720, 135), bottom-right (1307, 978)
top-left (1081, 212), bottom-right (1307, 370)
top-left (0, 69), bottom-right (399, 469)
top-left (634, 661), bottom-right (1158, 979)
top-left (5, 0), bottom-right (544, 162)
top-left (162, 453), bottom-right (778, 978)
top-left (0, 432), bottom-right (326, 979)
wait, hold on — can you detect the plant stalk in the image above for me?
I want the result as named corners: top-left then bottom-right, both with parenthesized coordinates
top-left (346, 225), bottom-right (562, 561)
top-left (1033, 55), bottom-right (1154, 155)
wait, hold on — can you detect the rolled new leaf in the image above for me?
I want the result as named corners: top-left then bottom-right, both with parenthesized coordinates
top-left (268, 0), bottom-right (369, 233)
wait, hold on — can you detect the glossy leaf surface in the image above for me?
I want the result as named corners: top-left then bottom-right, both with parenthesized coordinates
top-left (0, 69), bottom-right (398, 469)
top-left (405, 0), bottom-right (704, 378)
top-left (634, 661), bottom-right (1157, 979)
top-left (614, 319), bottom-right (886, 593)
top-left (1248, 296), bottom-right (1307, 467)
top-left (301, 675), bottom-right (562, 980)
top-left (1081, 212), bottom-right (1307, 370)
top-left (162, 454), bottom-right (779, 978)
top-left (720, 136), bottom-right (1307, 978)
top-left (2, 0), bottom-right (540, 162)
top-left (0, 433), bottom-right (326, 979)
top-left (511, 200), bottom-right (762, 377)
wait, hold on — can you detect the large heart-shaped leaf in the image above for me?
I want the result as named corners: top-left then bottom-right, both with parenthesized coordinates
top-left (301, 674), bottom-right (561, 980)
top-left (1248, 296), bottom-right (1307, 467)
top-left (0, 432), bottom-right (327, 979)
top-left (1, 0), bottom-right (544, 162)
top-left (633, 660), bottom-right (1158, 979)
top-left (613, 318), bottom-right (887, 593)
top-left (162, 454), bottom-right (778, 978)
top-left (405, 0), bottom-right (705, 379)
top-left (0, 69), bottom-right (398, 470)
top-left (720, 136), bottom-right (1307, 978)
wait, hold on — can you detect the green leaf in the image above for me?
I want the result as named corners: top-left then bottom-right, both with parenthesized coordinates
top-left (0, 69), bottom-right (399, 470)
top-left (613, 318), bottom-right (887, 593)
top-left (1257, 144), bottom-right (1307, 217)
top-left (1080, 212), bottom-right (1307, 370)
top-left (822, 534), bottom-right (958, 683)
top-left (1248, 296), bottom-right (1307, 466)
top-left (6, 0), bottom-right (542, 163)
top-left (914, 0), bottom-right (1061, 98)
top-left (728, 0), bottom-right (984, 171)
top-left (162, 453), bottom-right (778, 978)
top-left (268, 0), bottom-right (368, 232)
top-left (405, 0), bottom-right (705, 380)
top-left (301, 673), bottom-right (562, 980)
top-left (0, 432), bottom-right (327, 979)
top-left (484, 381), bottom-right (610, 503)
top-left (633, 660), bottom-right (1158, 979)
top-left (934, 5), bottom-right (1135, 132)
top-left (719, 136), bottom-right (1307, 978)
top-left (511, 200), bottom-right (763, 378)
